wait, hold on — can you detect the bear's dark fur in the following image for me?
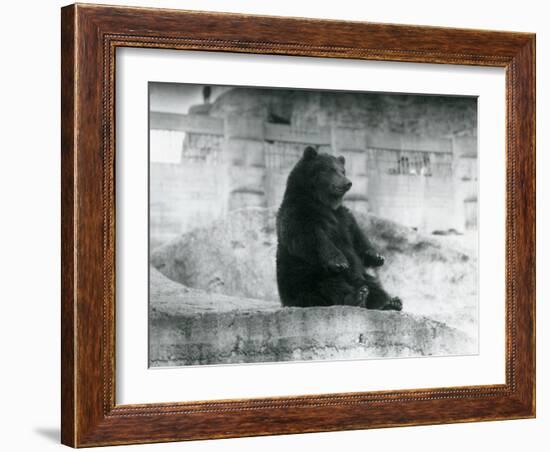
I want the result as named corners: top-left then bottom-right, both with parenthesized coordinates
top-left (276, 146), bottom-right (402, 310)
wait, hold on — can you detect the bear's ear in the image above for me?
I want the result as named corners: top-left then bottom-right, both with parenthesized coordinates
top-left (337, 155), bottom-right (346, 165)
top-left (303, 146), bottom-right (318, 160)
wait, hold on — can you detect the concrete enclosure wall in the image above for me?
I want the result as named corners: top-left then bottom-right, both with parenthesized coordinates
top-left (150, 111), bottom-right (477, 244)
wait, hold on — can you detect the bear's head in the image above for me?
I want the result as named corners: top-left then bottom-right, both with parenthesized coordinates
top-left (285, 146), bottom-right (352, 209)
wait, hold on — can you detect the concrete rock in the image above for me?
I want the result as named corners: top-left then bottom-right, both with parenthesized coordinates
top-left (149, 267), bottom-right (475, 366)
top-left (150, 305), bottom-right (475, 367)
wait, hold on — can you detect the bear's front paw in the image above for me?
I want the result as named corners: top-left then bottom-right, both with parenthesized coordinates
top-left (364, 252), bottom-right (385, 267)
top-left (325, 256), bottom-right (349, 273)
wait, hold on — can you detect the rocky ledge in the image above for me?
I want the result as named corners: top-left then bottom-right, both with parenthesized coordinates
top-left (149, 267), bottom-right (475, 367)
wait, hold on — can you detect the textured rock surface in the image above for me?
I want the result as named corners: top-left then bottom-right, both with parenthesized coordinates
top-left (150, 267), bottom-right (475, 366)
top-left (150, 266), bottom-right (280, 316)
top-left (151, 208), bottom-right (277, 301)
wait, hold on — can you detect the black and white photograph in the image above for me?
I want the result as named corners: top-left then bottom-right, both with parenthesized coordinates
top-left (148, 82), bottom-right (479, 367)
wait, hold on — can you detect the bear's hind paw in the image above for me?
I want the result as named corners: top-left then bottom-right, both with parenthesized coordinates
top-left (383, 297), bottom-right (403, 311)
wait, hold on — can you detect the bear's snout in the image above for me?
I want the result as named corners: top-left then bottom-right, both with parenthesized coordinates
top-left (332, 180), bottom-right (352, 194)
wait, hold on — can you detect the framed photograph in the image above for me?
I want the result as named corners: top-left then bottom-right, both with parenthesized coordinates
top-left (61, 3), bottom-right (536, 447)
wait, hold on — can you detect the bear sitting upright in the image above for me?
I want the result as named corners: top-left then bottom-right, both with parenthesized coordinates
top-left (276, 146), bottom-right (402, 310)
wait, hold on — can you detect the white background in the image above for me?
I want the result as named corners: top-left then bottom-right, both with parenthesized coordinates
top-left (0, 1), bottom-right (546, 451)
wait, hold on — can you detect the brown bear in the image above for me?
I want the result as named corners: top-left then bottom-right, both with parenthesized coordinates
top-left (276, 146), bottom-right (402, 310)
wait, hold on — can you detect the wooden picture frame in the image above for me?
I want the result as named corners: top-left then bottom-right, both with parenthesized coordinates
top-left (61, 3), bottom-right (535, 447)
